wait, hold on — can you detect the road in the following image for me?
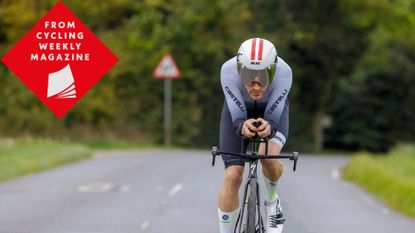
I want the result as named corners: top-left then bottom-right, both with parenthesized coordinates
top-left (0, 150), bottom-right (414, 233)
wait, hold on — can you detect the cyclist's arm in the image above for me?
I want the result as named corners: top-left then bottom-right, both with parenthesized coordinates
top-left (264, 58), bottom-right (292, 145)
top-left (257, 100), bottom-right (289, 143)
top-left (272, 100), bottom-right (289, 148)
top-left (220, 58), bottom-right (247, 134)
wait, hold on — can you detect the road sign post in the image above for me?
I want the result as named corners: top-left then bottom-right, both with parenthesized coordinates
top-left (152, 53), bottom-right (181, 147)
top-left (164, 78), bottom-right (172, 146)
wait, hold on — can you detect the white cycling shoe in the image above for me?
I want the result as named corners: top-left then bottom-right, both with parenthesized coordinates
top-left (264, 197), bottom-right (285, 233)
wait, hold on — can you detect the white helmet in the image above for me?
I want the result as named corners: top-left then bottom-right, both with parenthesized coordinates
top-left (237, 38), bottom-right (278, 86)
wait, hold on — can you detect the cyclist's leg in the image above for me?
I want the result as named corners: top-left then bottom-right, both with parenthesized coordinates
top-left (218, 165), bottom-right (244, 211)
top-left (218, 101), bottom-right (245, 233)
top-left (218, 165), bottom-right (243, 233)
top-left (260, 141), bottom-right (283, 201)
top-left (259, 101), bottom-right (289, 233)
top-left (260, 99), bottom-right (289, 196)
top-left (261, 153), bottom-right (285, 233)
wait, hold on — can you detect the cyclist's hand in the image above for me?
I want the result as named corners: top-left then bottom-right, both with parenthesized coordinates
top-left (256, 118), bottom-right (272, 138)
top-left (241, 118), bottom-right (257, 138)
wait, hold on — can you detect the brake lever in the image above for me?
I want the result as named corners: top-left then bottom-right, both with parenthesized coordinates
top-left (292, 152), bottom-right (299, 172)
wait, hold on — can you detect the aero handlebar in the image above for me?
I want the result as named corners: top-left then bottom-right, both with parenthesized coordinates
top-left (211, 146), bottom-right (299, 172)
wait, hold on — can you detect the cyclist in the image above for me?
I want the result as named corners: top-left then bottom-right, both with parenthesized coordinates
top-left (218, 38), bottom-right (292, 233)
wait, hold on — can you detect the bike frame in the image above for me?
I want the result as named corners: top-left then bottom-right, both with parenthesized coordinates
top-left (237, 159), bottom-right (264, 233)
top-left (212, 137), bottom-right (299, 233)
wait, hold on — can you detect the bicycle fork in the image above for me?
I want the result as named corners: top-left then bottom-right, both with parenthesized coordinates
top-left (235, 161), bottom-right (265, 233)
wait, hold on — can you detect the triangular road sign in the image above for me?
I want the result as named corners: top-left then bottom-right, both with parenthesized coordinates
top-left (152, 53), bottom-right (181, 79)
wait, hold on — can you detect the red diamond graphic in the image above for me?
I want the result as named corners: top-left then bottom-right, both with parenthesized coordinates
top-left (1, 1), bottom-right (118, 118)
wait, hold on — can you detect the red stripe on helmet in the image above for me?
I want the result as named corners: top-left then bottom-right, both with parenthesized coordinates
top-left (258, 39), bottom-right (264, 60)
top-left (251, 38), bottom-right (257, 60)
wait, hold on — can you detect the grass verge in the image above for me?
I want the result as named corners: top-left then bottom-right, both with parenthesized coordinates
top-left (0, 138), bottom-right (92, 182)
top-left (0, 137), bottom-right (180, 183)
top-left (343, 144), bottom-right (415, 218)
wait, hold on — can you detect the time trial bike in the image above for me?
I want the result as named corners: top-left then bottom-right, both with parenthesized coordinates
top-left (211, 137), bottom-right (299, 233)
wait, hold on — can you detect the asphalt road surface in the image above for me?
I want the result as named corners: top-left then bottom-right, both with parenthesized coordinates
top-left (0, 150), bottom-right (414, 233)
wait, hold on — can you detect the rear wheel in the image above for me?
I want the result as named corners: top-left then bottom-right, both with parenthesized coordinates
top-left (245, 179), bottom-right (257, 233)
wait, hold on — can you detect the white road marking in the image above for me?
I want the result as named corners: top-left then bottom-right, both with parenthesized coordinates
top-left (77, 182), bottom-right (114, 193)
top-left (331, 168), bottom-right (340, 179)
top-left (141, 220), bottom-right (150, 230)
top-left (381, 208), bottom-right (390, 215)
top-left (168, 183), bottom-right (184, 197)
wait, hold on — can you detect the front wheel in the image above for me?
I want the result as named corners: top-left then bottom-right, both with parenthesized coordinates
top-left (245, 179), bottom-right (257, 233)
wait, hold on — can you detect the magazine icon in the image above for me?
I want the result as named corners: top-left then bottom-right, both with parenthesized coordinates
top-left (47, 64), bottom-right (77, 99)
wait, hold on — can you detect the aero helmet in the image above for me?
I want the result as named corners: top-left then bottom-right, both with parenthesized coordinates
top-left (237, 38), bottom-right (278, 86)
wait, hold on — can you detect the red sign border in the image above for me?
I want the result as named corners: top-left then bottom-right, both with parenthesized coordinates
top-left (152, 53), bottom-right (181, 80)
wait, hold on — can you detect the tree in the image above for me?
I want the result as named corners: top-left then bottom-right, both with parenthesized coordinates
top-left (325, 0), bottom-right (415, 151)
